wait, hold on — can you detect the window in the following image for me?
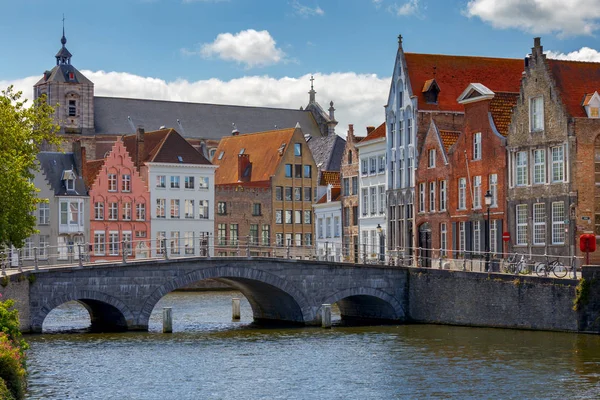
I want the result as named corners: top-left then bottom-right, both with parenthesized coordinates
top-left (123, 202), bottom-right (131, 220)
top-left (399, 120), bottom-right (404, 147)
top-left (109, 232), bottom-right (119, 256)
top-left (156, 175), bottom-right (166, 188)
top-left (516, 204), bottom-right (528, 245)
top-left (530, 96), bottom-right (544, 131)
top-left (326, 217), bottom-right (332, 238)
top-left (285, 187), bottom-right (292, 201)
top-left (276, 210), bottom-right (283, 224)
top-left (252, 203), bottom-right (261, 216)
top-left (489, 174), bottom-right (498, 207)
top-left (136, 203), bottom-right (146, 221)
top-left (429, 182), bottom-right (435, 212)
top-left (68, 100), bottom-right (76, 116)
top-left (65, 178), bottom-right (74, 191)
top-left (294, 210), bottom-right (302, 224)
top-left (343, 207), bottom-right (350, 227)
top-left (439, 180), bottom-right (447, 211)
top-left (334, 216), bottom-right (341, 237)
top-left (473, 176), bottom-right (481, 209)
top-left (108, 174), bottom-right (117, 192)
top-left (490, 220), bottom-right (497, 255)
top-left (370, 157), bottom-right (376, 174)
top-left (109, 202), bottom-right (118, 220)
top-left (352, 206), bottom-right (358, 225)
top-left (156, 199), bottom-right (166, 218)
top-left (157, 231), bottom-right (166, 255)
top-left (304, 187), bottom-right (311, 202)
top-left (370, 187), bottom-right (377, 215)
top-left (379, 186), bottom-right (385, 214)
top-left (185, 200), bottom-right (195, 218)
top-left (285, 210), bottom-right (292, 224)
top-left (318, 218), bottom-right (324, 239)
top-left (458, 178), bottom-right (466, 210)
top-left (591, 107), bottom-right (600, 118)
top-left (361, 159), bottom-right (368, 176)
top-left (552, 201), bottom-right (565, 244)
top-left (39, 202), bottom-right (50, 224)
top-left (170, 232), bottom-right (180, 254)
top-left (276, 233), bottom-right (284, 247)
top-left (552, 146), bottom-right (564, 182)
top-left (262, 225), bottom-right (270, 245)
top-left (352, 177), bottom-right (358, 195)
top-left (407, 156), bottom-right (414, 186)
top-left (304, 233), bottom-right (312, 246)
top-left (343, 178), bottom-right (350, 196)
top-left (198, 200), bottom-right (209, 219)
top-left (304, 165), bottom-right (312, 178)
top-left (419, 182), bottom-right (426, 212)
top-left (276, 186), bottom-right (283, 201)
top-left (217, 224), bottom-right (227, 246)
top-left (198, 177), bottom-right (209, 189)
top-left (362, 189), bottom-right (368, 216)
top-left (184, 232), bottom-right (195, 255)
top-left (170, 176), bottom-right (180, 189)
top-left (533, 149), bottom-right (546, 184)
top-left (440, 223), bottom-right (447, 257)
top-left (516, 151), bottom-right (528, 186)
top-left (285, 233), bottom-right (293, 247)
top-left (39, 235), bottom-right (49, 259)
top-left (533, 203), bottom-right (546, 245)
top-left (473, 133), bottom-right (481, 160)
top-left (304, 210), bottom-right (311, 224)
top-left (122, 174), bottom-right (131, 192)
top-left (294, 164), bottom-right (302, 178)
top-left (473, 221), bottom-right (481, 254)
top-left (378, 155), bottom-right (385, 173)
top-left (218, 202), bottom-right (227, 215)
top-left (348, 150), bottom-right (353, 165)
top-left (459, 222), bottom-right (466, 255)
top-left (249, 225), bottom-right (259, 245)
top-left (184, 176), bottom-right (195, 189)
top-left (428, 149), bottom-right (436, 168)
top-left (408, 118), bottom-right (413, 145)
top-left (93, 202), bottom-right (103, 220)
top-left (294, 187), bottom-right (301, 201)
top-left (170, 199), bottom-right (180, 218)
top-left (229, 224), bottom-right (238, 246)
top-left (23, 237), bottom-right (33, 260)
top-left (57, 236), bottom-right (68, 260)
top-left (294, 143), bottom-right (302, 156)
top-left (94, 232), bottom-right (105, 255)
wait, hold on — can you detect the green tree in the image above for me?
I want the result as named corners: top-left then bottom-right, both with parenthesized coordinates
top-left (0, 86), bottom-right (60, 248)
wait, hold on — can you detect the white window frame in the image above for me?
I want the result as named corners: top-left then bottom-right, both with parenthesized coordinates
top-left (516, 151), bottom-right (528, 186)
top-left (428, 149), bottom-right (436, 168)
top-left (551, 146), bottom-right (564, 183)
top-left (530, 96), bottom-right (544, 132)
top-left (473, 221), bottom-right (481, 254)
top-left (516, 204), bottom-right (528, 246)
top-left (440, 223), bottom-right (447, 257)
top-left (533, 148), bottom-right (546, 185)
top-left (473, 176), bottom-right (481, 209)
top-left (122, 174), bottom-right (131, 192)
top-left (533, 203), bottom-right (546, 245)
top-left (439, 180), bottom-right (447, 211)
top-left (419, 182), bottom-right (426, 213)
top-left (473, 132), bottom-right (481, 160)
top-left (94, 231), bottom-right (105, 256)
top-left (490, 220), bottom-right (497, 255)
top-left (429, 181), bottom-right (435, 212)
top-left (458, 178), bottom-right (466, 210)
top-left (489, 174), bottom-right (498, 208)
top-left (459, 221), bottom-right (466, 254)
top-left (552, 201), bottom-right (565, 245)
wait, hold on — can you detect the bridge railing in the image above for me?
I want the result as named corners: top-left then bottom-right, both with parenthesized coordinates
top-left (0, 236), bottom-right (582, 279)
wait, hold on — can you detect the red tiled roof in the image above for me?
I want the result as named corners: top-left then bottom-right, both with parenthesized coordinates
top-left (360, 122), bottom-right (386, 144)
top-left (439, 130), bottom-right (461, 152)
top-left (213, 128), bottom-right (296, 185)
top-left (583, 93), bottom-right (595, 106)
top-left (405, 53), bottom-right (523, 112)
top-left (319, 170), bottom-right (341, 187)
top-left (548, 59), bottom-right (600, 118)
top-left (316, 187), bottom-right (341, 204)
top-left (122, 129), bottom-right (211, 166)
top-left (490, 92), bottom-right (519, 136)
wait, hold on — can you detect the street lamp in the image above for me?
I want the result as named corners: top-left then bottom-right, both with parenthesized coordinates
top-left (484, 190), bottom-right (493, 273)
top-left (377, 223), bottom-right (384, 263)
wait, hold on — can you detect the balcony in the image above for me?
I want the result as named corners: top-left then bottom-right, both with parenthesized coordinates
top-left (59, 223), bottom-right (85, 234)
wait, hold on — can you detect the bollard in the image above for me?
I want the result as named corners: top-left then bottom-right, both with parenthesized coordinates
top-left (232, 298), bottom-right (241, 320)
top-left (162, 307), bottom-right (173, 333)
top-left (321, 304), bottom-right (332, 328)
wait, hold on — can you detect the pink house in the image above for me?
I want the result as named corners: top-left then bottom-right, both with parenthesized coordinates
top-left (85, 138), bottom-right (151, 262)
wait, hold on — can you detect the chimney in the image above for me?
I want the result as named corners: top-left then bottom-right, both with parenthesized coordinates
top-left (72, 140), bottom-right (85, 178)
top-left (136, 126), bottom-right (145, 169)
top-left (530, 37), bottom-right (545, 66)
top-left (366, 126), bottom-right (375, 134)
top-left (238, 154), bottom-right (251, 182)
top-left (347, 124), bottom-right (355, 143)
top-left (232, 128), bottom-right (240, 136)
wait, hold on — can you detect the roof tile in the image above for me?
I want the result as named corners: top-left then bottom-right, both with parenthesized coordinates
top-left (547, 59), bottom-right (600, 118)
top-left (360, 122), bottom-right (386, 143)
top-left (439, 130), bottom-right (461, 152)
top-left (490, 92), bottom-right (519, 136)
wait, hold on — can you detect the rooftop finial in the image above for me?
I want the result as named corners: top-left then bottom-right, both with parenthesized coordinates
top-left (308, 74), bottom-right (316, 104)
top-left (310, 74), bottom-right (314, 90)
top-left (61, 14), bottom-right (67, 46)
top-left (433, 65), bottom-right (436, 78)
top-left (398, 34), bottom-right (403, 46)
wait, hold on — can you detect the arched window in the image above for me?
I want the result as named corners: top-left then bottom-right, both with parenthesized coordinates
top-left (348, 150), bottom-right (353, 165)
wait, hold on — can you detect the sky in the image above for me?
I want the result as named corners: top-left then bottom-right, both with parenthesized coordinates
top-left (1, 0), bottom-right (600, 136)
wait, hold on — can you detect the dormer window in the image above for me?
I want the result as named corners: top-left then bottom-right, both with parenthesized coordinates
top-left (68, 100), bottom-right (76, 117)
top-left (422, 79), bottom-right (440, 104)
top-left (583, 92), bottom-right (600, 118)
top-left (68, 72), bottom-right (74, 80)
top-left (62, 170), bottom-right (76, 191)
top-left (592, 107), bottom-right (599, 118)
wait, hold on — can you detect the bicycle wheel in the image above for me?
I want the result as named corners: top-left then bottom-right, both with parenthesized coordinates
top-left (552, 261), bottom-right (568, 278)
top-left (535, 262), bottom-right (547, 277)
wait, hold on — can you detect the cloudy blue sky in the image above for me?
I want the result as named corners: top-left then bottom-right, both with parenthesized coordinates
top-left (2, 0), bottom-right (600, 134)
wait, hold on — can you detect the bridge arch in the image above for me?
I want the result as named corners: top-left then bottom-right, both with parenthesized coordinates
top-left (31, 290), bottom-right (135, 333)
top-left (137, 264), bottom-right (313, 328)
top-left (319, 287), bottom-right (405, 323)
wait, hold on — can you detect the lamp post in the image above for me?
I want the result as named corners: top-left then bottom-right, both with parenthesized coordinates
top-left (484, 190), bottom-right (493, 273)
top-left (377, 223), bottom-right (384, 263)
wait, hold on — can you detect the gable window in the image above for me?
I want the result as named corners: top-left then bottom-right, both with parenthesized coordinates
top-left (304, 165), bottom-right (312, 178)
top-left (458, 178), bottom-right (466, 210)
top-left (533, 203), bottom-right (546, 245)
top-left (343, 178), bottom-right (350, 196)
top-left (473, 176), bottom-right (481, 209)
top-left (551, 146), bottom-right (564, 182)
top-left (428, 149), bottom-right (436, 168)
top-left (348, 150), bottom-right (353, 165)
top-left (473, 133), bottom-right (482, 160)
top-left (108, 174), bottom-right (117, 192)
top-left (516, 151), bottom-right (528, 186)
top-left (136, 203), bottom-right (146, 220)
top-left (285, 164), bottom-right (292, 178)
top-left (591, 107), bottom-right (599, 118)
top-left (530, 96), bottom-right (544, 132)
top-left (294, 164), bottom-right (302, 178)
top-left (109, 202), bottom-right (118, 220)
top-left (122, 174), bottom-right (131, 192)
top-left (294, 143), bottom-right (302, 156)
top-left (533, 149), bottom-right (546, 185)
top-left (39, 202), bottom-right (50, 225)
top-left (68, 100), bottom-right (76, 116)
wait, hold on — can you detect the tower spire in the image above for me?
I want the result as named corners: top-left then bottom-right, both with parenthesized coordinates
top-left (55, 15), bottom-right (72, 65)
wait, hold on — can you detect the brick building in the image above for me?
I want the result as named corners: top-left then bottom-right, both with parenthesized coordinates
top-left (213, 126), bottom-right (317, 258)
top-left (340, 125), bottom-right (363, 262)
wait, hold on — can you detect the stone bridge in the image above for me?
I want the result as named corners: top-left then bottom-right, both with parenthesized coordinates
top-left (18, 257), bottom-right (408, 333)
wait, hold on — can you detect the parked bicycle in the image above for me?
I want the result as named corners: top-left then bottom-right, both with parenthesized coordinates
top-left (504, 253), bottom-right (527, 274)
top-left (535, 256), bottom-right (569, 278)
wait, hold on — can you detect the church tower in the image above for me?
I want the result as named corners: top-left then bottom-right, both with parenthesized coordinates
top-left (34, 23), bottom-right (95, 135)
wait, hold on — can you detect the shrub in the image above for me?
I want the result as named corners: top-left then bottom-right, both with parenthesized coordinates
top-left (0, 300), bottom-right (28, 356)
top-left (0, 334), bottom-right (25, 399)
top-left (0, 377), bottom-right (15, 400)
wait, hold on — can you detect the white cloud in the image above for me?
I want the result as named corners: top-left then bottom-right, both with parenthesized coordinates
top-left (372, 0), bottom-right (383, 9)
top-left (546, 47), bottom-right (600, 62)
top-left (465, 0), bottom-right (600, 37)
top-left (389, 0), bottom-right (420, 16)
top-left (188, 29), bottom-right (286, 68)
top-left (1, 71), bottom-right (389, 139)
top-left (291, 1), bottom-right (325, 17)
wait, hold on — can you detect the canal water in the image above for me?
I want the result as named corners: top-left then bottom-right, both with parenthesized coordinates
top-left (25, 291), bottom-right (600, 399)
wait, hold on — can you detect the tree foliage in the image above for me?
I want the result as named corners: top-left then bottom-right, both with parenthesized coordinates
top-left (0, 86), bottom-right (60, 248)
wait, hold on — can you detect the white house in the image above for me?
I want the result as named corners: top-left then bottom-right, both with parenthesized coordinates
top-left (313, 184), bottom-right (342, 261)
top-left (356, 123), bottom-right (387, 261)
top-left (123, 128), bottom-right (217, 257)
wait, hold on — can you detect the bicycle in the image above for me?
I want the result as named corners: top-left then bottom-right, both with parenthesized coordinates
top-left (504, 253), bottom-right (527, 274)
top-left (535, 256), bottom-right (569, 278)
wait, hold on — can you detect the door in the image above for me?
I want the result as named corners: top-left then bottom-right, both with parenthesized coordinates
top-left (418, 223), bottom-right (432, 268)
